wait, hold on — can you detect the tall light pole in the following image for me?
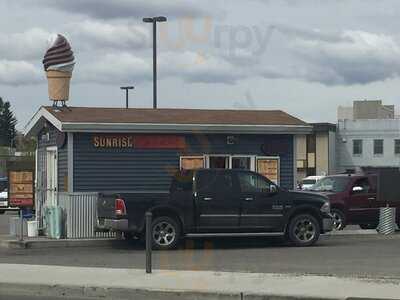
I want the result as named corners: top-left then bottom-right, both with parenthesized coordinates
top-left (143, 16), bottom-right (167, 109)
top-left (120, 86), bottom-right (134, 108)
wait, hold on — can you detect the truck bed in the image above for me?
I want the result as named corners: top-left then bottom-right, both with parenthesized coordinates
top-left (97, 191), bottom-right (171, 232)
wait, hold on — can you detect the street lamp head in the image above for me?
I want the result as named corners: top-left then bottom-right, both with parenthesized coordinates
top-left (120, 86), bottom-right (135, 90)
top-left (143, 16), bottom-right (167, 23)
top-left (155, 16), bottom-right (167, 22)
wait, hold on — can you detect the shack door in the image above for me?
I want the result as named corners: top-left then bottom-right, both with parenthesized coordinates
top-left (46, 147), bottom-right (58, 207)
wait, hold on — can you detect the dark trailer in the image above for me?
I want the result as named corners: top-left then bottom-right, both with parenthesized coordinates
top-left (376, 168), bottom-right (400, 203)
top-left (361, 167), bottom-right (400, 203)
top-left (24, 106), bottom-right (312, 230)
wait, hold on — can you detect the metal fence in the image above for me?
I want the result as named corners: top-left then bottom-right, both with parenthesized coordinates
top-left (35, 189), bottom-right (46, 229)
top-left (59, 192), bottom-right (115, 239)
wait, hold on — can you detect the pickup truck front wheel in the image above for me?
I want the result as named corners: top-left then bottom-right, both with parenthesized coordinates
top-left (331, 209), bottom-right (346, 231)
top-left (151, 216), bottom-right (181, 250)
top-left (287, 214), bottom-right (320, 247)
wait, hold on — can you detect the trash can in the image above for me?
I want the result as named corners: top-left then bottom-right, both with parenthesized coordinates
top-left (27, 220), bottom-right (38, 237)
top-left (45, 206), bottom-right (63, 239)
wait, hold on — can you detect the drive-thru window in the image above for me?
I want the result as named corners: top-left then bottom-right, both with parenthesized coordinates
top-left (180, 155), bottom-right (280, 184)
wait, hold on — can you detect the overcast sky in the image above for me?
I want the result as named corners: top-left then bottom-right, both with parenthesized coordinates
top-left (2, 0), bottom-right (400, 129)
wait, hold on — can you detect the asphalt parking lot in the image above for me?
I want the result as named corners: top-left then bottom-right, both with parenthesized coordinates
top-left (1, 212), bottom-right (400, 279)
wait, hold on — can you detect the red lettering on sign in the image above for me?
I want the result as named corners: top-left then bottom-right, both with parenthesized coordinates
top-left (134, 136), bottom-right (186, 149)
top-left (10, 198), bottom-right (34, 207)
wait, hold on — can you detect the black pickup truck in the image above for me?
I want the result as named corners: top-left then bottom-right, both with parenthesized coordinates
top-left (98, 169), bottom-right (333, 250)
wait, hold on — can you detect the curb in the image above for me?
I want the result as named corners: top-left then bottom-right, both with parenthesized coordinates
top-left (0, 282), bottom-right (349, 300)
top-left (325, 230), bottom-right (378, 236)
top-left (1, 265), bottom-right (400, 300)
top-left (0, 238), bottom-right (121, 249)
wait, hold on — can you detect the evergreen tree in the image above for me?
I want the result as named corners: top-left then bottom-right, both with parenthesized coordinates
top-left (0, 97), bottom-right (17, 147)
top-left (15, 132), bottom-right (37, 155)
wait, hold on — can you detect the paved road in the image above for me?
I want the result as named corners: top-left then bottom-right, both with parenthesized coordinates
top-left (1, 234), bottom-right (400, 279)
top-left (2, 213), bottom-right (400, 279)
top-left (0, 296), bottom-right (90, 300)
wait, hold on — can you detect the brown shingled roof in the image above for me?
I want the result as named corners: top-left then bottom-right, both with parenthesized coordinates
top-left (44, 107), bottom-right (308, 126)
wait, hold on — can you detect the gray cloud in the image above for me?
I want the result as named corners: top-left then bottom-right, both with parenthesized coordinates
top-left (219, 49), bottom-right (263, 67)
top-left (265, 26), bottom-right (400, 85)
top-left (274, 25), bottom-right (349, 44)
top-left (77, 52), bottom-right (151, 84)
top-left (2, 2), bottom-right (400, 89)
top-left (77, 51), bottom-right (246, 85)
top-left (0, 28), bottom-right (50, 60)
top-left (0, 60), bottom-right (42, 86)
top-left (165, 51), bottom-right (247, 84)
top-left (3, 23), bottom-right (400, 88)
top-left (67, 20), bottom-right (150, 51)
top-left (31, 0), bottom-right (208, 19)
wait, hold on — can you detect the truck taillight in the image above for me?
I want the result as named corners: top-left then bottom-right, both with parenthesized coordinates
top-left (115, 198), bottom-right (127, 216)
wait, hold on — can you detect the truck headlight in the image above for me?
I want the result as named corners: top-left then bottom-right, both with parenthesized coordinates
top-left (320, 202), bottom-right (330, 213)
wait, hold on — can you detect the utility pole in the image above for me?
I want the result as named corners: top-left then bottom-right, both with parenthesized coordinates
top-left (143, 16), bottom-right (167, 109)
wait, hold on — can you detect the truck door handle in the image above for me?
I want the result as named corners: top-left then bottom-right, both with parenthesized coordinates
top-left (244, 197), bottom-right (254, 201)
top-left (203, 197), bottom-right (213, 201)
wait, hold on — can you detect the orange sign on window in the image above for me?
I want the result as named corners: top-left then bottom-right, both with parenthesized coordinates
top-left (257, 158), bottom-right (279, 185)
top-left (9, 171), bottom-right (34, 207)
top-left (181, 157), bottom-right (204, 170)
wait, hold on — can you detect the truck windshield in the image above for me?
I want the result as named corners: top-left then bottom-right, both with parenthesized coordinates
top-left (302, 179), bottom-right (316, 185)
top-left (311, 177), bottom-right (350, 192)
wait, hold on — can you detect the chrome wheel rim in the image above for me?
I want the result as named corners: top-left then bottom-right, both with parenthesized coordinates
top-left (332, 212), bottom-right (343, 230)
top-left (153, 221), bottom-right (176, 246)
top-left (294, 218), bottom-right (316, 242)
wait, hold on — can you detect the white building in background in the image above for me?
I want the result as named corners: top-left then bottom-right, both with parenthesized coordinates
top-left (338, 100), bottom-right (395, 120)
top-left (336, 100), bottom-right (400, 173)
top-left (296, 123), bottom-right (337, 183)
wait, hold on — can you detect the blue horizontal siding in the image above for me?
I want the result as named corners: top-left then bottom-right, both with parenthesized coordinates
top-left (73, 133), bottom-right (293, 192)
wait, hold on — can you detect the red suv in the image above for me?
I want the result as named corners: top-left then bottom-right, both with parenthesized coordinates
top-left (309, 174), bottom-right (398, 230)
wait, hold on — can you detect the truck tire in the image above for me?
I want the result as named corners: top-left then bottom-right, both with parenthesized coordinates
top-left (151, 216), bottom-right (181, 250)
top-left (287, 214), bottom-right (320, 247)
top-left (331, 208), bottom-right (346, 230)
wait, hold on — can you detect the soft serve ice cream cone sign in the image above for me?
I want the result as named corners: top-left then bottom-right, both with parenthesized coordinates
top-left (42, 34), bottom-right (75, 106)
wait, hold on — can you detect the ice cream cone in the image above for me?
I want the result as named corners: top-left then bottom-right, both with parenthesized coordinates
top-left (46, 70), bottom-right (72, 101)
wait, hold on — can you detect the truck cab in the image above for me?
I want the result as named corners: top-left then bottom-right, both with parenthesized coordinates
top-left (308, 174), bottom-right (394, 230)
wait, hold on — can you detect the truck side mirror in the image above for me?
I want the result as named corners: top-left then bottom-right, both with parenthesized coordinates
top-left (269, 185), bottom-right (278, 194)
